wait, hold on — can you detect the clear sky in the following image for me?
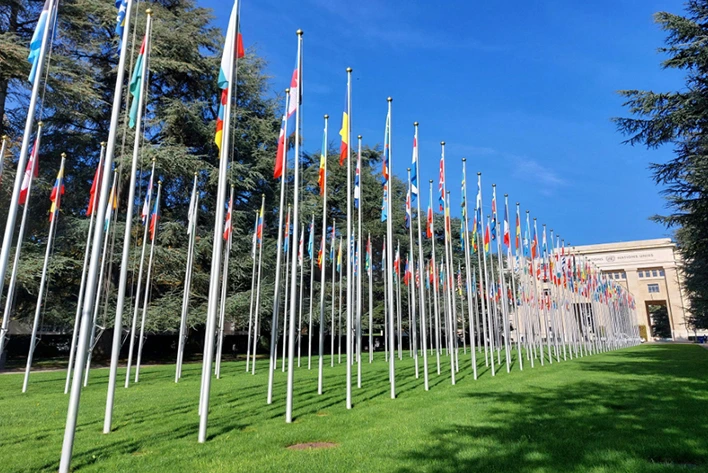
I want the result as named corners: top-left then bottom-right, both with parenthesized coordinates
top-left (203, 0), bottom-right (686, 246)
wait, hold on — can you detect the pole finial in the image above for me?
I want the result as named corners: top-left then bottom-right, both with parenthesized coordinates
top-left (492, 184), bottom-right (496, 188)
top-left (324, 114), bottom-right (329, 119)
top-left (262, 193), bottom-right (265, 198)
top-left (358, 135), bottom-right (362, 140)
top-left (346, 67), bottom-right (353, 73)
top-left (146, 8), bottom-right (152, 15)
top-left (101, 141), bottom-right (107, 147)
top-left (504, 193), bottom-right (508, 197)
top-left (194, 171), bottom-right (198, 176)
top-left (1, 135), bottom-right (7, 141)
top-left (462, 157), bottom-right (466, 162)
top-left (38, 121), bottom-right (44, 127)
top-left (296, 29), bottom-right (304, 36)
top-left (414, 121), bottom-right (419, 127)
top-left (152, 157), bottom-right (156, 163)
top-left (158, 180), bottom-right (163, 185)
top-left (387, 96), bottom-right (392, 102)
top-left (407, 167), bottom-right (411, 171)
top-left (429, 179), bottom-right (433, 183)
top-left (61, 152), bottom-right (66, 158)
top-left (477, 172), bottom-right (481, 176)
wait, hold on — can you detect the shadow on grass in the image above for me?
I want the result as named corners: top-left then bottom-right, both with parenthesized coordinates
top-left (395, 344), bottom-right (708, 473)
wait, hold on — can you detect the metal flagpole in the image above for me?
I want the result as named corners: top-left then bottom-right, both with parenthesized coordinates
top-left (282, 210), bottom-right (291, 372)
top-left (461, 159), bottom-right (477, 379)
top-left (407, 169), bottom-right (419, 379)
top-left (396, 243), bottom-right (402, 360)
top-left (356, 135), bottom-right (363, 388)
top-left (215, 187), bottom-right (234, 379)
top-left (297, 228), bottom-right (305, 367)
top-left (251, 196), bottom-right (266, 374)
top-left (60, 0), bottom-right (135, 466)
top-left (308, 216), bottom-right (315, 370)
top-left (317, 116), bottom-right (329, 394)
top-left (344, 68), bottom-right (353, 409)
top-left (198, 0), bottom-right (239, 442)
top-left (429, 180), bottom-right (441, 375)
top-left (439, 144), bottom-right (456, 385)
top-left (125, 159), bottom-right (156, 386)
top-left (285, 30), bottom-right (303, 423)
top-left (104, 10), bottom-right (153, 429)
top-left (0, 124), bottom-right (43, 361)
top-left (338, 238), bottom-right (343, 364)
top-left (507, 196), bottom-right (523, 371)
top-left (267, 90), bottom-right (290, 404)
top-left (135, 182), bottom-right (161, 382)
top-left (246, 210), bottom-right (258, 373)
top-left (177, 174), bottom-right (199, 381)
top-left (66, 143), bottom-right (104, 394)
top-left (332, 231), bottom-right (338, 367)
top-left (368, 234), bottom-right (373, 364)
top-left (492, 185), bottom-right (512, 373)
top-left (22, 154), bottom-right (65, 392)
top-left (0, 0), bottom-right (57, 360)
top-left (478, 174), bottom-right (496, 376)
top-left (412, 123), bottom-right (428, 389)
top-left (385, 97), bottom-right (396, 398)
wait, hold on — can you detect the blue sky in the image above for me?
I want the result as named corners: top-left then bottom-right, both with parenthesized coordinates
top-left (204, 0), bottom-right (686, 246)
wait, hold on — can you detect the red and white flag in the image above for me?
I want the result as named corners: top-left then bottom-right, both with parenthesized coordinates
top-left (19, 140), bottom-right (40, 205)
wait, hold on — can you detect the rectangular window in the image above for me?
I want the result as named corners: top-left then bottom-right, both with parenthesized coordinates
top-left (638, 271), bottom-right (644, 278)
top-left (659, 269), bottom-right (665, 277)
top-left (652, 270), bottom-right (658, 277)
top-left (648, 283), bottom-right (660, 294)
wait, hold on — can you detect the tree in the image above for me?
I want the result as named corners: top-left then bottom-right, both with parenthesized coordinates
top-left (614, 0), bottom-right (708, 329)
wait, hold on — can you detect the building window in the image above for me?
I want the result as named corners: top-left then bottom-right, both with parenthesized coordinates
top-left (659, 269), bottom-right (665, 277)
top-left (648, 283), bottom-right (660, 294)
top-left (639, 268), bottom-right (665, 279)
top-left (638, 270), bottom-right (644, 278)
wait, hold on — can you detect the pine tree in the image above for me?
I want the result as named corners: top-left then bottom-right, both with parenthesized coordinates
top-left (615, 0), bottom-right (708, 330)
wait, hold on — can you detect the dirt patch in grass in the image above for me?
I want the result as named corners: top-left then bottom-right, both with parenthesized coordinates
top-left (287, 442), bottom-right (338, 450)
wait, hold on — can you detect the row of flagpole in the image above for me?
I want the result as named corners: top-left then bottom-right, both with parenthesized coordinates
top-left (0, 1), bottom-right (642, 471)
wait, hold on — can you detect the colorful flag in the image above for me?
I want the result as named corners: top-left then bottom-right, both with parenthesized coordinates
top-left (532, 220), bottom-right (539, 259)
top-left (298, 229), bottom-right (304, 267)
top-left (365, 236), bottom-right (371, 275)
top-left (28, 0), bottom-right (51, 84)
top-left (403, 257), bottom-right (410, 286)
top-left (251, 211), bottom-right (258, 259)
top-left (339, 93), bottom-right (349, 166)
top-left (438, 153), bottom-right (445, 211)
top-left (274, 112), bottom-right (286, 179)
top-left (86, 158), bottom-right (102, 216)
top-left (426, 193), bottom-right (433, 238)
top-left (149, 193), bottom-right (159, 241)
top-left (223, 198), bottom-right (232, 241)
top-left (336, 239), bottom-right (342, 272)
top-left (410, 130), bottom-right (418, 203)
top-left (141, 173), bottom-right (154, 225)
top-left (381, 183), bottom-right (388, 222)
top-left (215, 1), bottom-right (240, 151)
top-left (283, 210), bottom-right (291, 254)
top-left (104, 179), bottom-right (118, 232)
top-left (317, 239), bottom-right (324, 269)
top-left (287, 61), bottom-right (300, 119)
top-left (503, 198), bottom-right (510, 248)
top-left (48, 164), bottom-right (65, 222)
top-left (484, 220), bottom-right (491, 254)
top-left (329, 223), bottom-right (336, 261)
top-left (382, 110), bottom-right (390, 182)
top-left (515, 204), bottom-right (522, 250)
top-left (490, 187), bottom-right (497, 241)
top-left (19, 140), bottom-right (39, 205)
top-left (354, 149), bottom-right (361, 208)
top-left (115, 0), bottom-right (128, 43)
top-left (307, 220), bottom-right (314, 260)
top-left (128, 35), bottom-right (147, 129)
top-left (318, 129), bottom-right (326, 195)
top-left (404, 190), bottom-right (411, 229)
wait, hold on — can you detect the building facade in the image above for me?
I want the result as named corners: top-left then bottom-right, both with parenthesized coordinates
top-left (572, 238), bottom-right (704, 341)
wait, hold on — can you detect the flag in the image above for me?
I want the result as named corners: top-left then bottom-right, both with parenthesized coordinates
top-left (215, 1), bottom-right (240, 150)
top-left (381, 183), bottom-right (388, 222)
top-left (365, 236), bottom-right (371, 275)
top-left (490, 187), bottom-right (497, 241)
top-left (484, 220), bottom-right (490, 254)
top-left (403, 258), bottom-right (410, 286)
top-left (382, 110), bottom-right (390, 182)
top-left (283, 210), bottom-right (291, 254)
top-left (523, 212), bottom-right (531, 258)
top-left (339, 93), bottom-right (349, 166)
top-left (307, 220), bottom-right (314, 260)
top-left (317, 238), bottom-right (324, 269)
top-left (354, 150), bottom-right (361, 208)
top-left (105, 180), bottom-right (118, 232)
top-left (19, 140), bottom-right (39, 205)
top-left (532, 220), bottom-right (539, 259)
top-left (251, 212), bottom-right (258, 259)
top-left (129, 35), bottom-right (147, 128)
top-left (426, 192), bottom-right (433, 238)
top-left (515, 204), bottom-right (522, 250)
top-left (287, 61), bottom-right (300, 119)
top-left (149, 194), bottom-right (159, 241)
top-left (274, 113), bottom-right (286, 179)
top-left (187, 179), bottom-right (198, 236)
top-left (336, 239), bottom-right (342, 272)
top-left (394, 247), bottom-right (400, 276)
top-left (86, 159), bottom-right (103, 216)
top-left (503, 199), bottom-right (511, 248)
top-left (141, 173), bottom-right (154, 225)
top-left (298, 229), bottom-right (304, 267)
top-left (28, 0), bottom-right (52, 84)
top-left (410, 131), bottom-right (418, 203)
top-left (318, 129), bottom-right (326, 195)
top-left (404, 190), bottom-right (411, 229)
top-left (115, 0), bottom-right (128, 45)
top-left (223, 198), bottom-right (232, 241)
top-left (49, 165), bottom-right (65, 222)
top-left (438, 154), bottom-right (445, 211)
top-left (330, 224), bottom-right (336, 261)
top-left (490, 217), bottom-right (497, 241)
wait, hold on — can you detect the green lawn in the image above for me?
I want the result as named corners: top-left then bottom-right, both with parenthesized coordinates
top-left (1, 344), bottom-right (707, 472)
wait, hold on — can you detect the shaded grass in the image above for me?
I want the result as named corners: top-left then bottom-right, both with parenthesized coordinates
top-left (1, 344), bottom-right (707, 472)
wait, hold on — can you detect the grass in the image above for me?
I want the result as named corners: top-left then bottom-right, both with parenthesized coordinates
top-left (1, 344), bottom-right (708, 472)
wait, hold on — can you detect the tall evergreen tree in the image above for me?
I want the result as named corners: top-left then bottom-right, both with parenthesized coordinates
top-left (615, 0), bottom-right (708, 330)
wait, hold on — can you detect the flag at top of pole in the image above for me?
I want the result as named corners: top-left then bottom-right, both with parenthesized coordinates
top-left (115, 0), bottom-right (128, 41)
top-left (141, 172), bottom-right (154, 225)
top-left (19, 140), bottom-right (40, 205)
top-left (86, 152), bottom-right (103, 216)
top-left (382, 111), bottom-right (390, 183)
top-left (411, 128), bottom-right (418, 203)
top-left (438, 152), bottom-right (445, 211)
top-left (426, 191), bottom-right (433, 238)
top-left (318, 126), bottom-right (326, 195)
top-left (307, 219), bottom-right (314, 260)
top-left (49, 162), bottom-right (65, 222)
top-left (503, 196), bottom-right (510, 248)
top-left (223, 196), bottom-right (233, 241)
top-left (28, 0), bottom-right (52, 84)
top-left (354, 143), bottom-right (361, 209)
top-left (149, 191), bottom-right (160, 241)
top-left (339, 93), bottom-right (350, 166)
top-left (215, 1), bottom-right (243, 151)
top-left (128, 35), bottom-right (148, 128)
